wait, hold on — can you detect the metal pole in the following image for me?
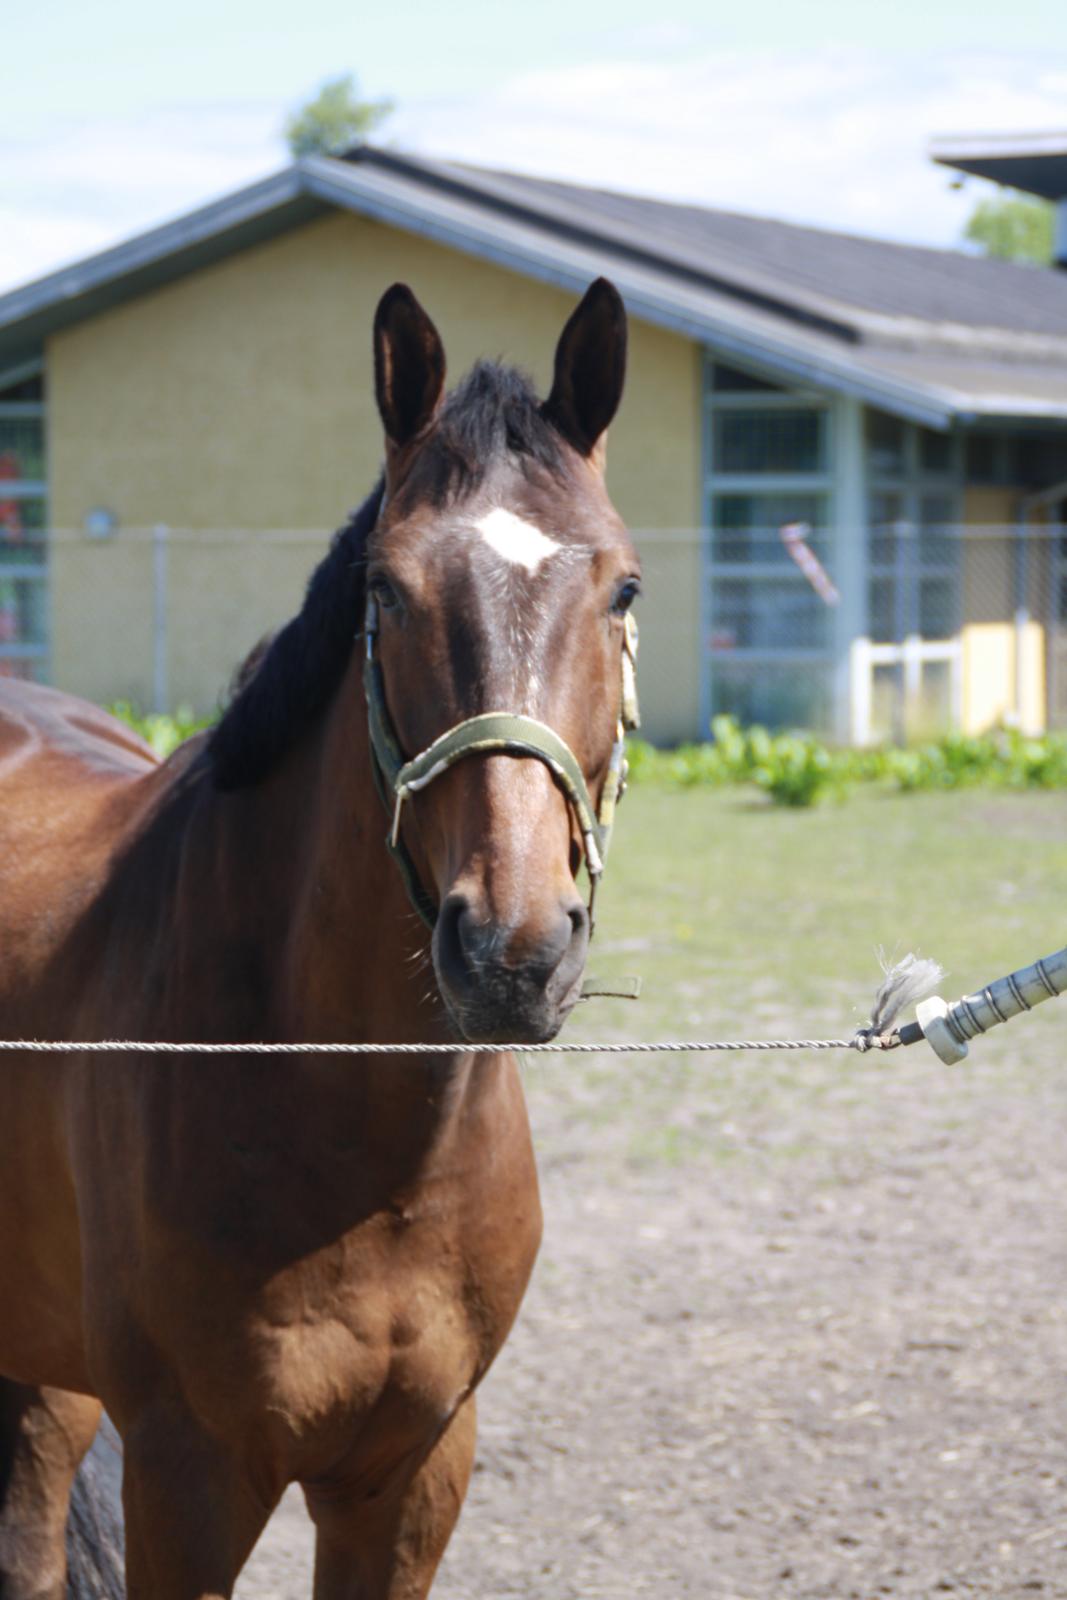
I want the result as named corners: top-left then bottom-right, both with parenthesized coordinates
top-left (892, 520), bottom-right (911, 743)
top-left (1013, 509), bottom-right (1030, 728)
top-left (830, 395), bottom-right (866, 744)
top-left (152, 523), bottom-right (168, 715)
top-left (1017, 478), bottom-right (1067, 733)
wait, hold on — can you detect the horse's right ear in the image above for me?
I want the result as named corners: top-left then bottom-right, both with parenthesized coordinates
top-left (373, 284), bottom-right (446, 449)
top-left (543, 278), bottom-right (627, 470)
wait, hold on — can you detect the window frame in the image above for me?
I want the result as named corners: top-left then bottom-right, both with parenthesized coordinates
top-left (865, 413), bottom-right (962, 644)
top-left (0, 372), bottom-right (49, 680)
top-left (701, 350), bottom-right (836, 730)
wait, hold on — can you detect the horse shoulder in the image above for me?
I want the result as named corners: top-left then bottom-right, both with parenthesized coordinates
top-left (0, 682), bottom-right (196, 1008)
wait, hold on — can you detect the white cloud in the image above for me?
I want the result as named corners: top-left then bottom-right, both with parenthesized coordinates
top-left (0, 104), bottom-right (283, 292)
top-left (2, 47), bottom-right (1064, 297)
top-left (393, 47), bottom-right (1067, 246)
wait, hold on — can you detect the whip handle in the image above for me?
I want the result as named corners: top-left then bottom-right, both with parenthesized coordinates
top-left (915, 944), bottom-right (1067, 1063)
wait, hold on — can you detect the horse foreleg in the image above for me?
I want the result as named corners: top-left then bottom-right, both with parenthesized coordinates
top-left (119, 1404), bottom-right (275, 1600)
top-left (0, 1378), bottom-right (102, 1600)
top-left (306, 1397), bottom-right (477, 1600)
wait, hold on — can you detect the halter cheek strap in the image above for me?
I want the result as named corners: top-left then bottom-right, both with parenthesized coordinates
top-left (363, 598), bottom-right (639, 933)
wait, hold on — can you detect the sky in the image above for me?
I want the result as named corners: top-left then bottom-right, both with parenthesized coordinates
top-left (3, 0), bottom-right (1066, 294)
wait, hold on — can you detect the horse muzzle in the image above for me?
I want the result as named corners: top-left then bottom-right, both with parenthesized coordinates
top-left (433, 890), bottom-right (590, 1044)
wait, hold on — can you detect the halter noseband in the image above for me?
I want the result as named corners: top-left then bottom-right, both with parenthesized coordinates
top-left (362, 595), bottom-right (640, 932)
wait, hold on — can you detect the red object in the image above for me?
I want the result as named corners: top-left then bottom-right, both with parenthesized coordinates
top-left (780, 522), bottom-right (839, 606)
top-left (0, 451), bottom-right (23, 541)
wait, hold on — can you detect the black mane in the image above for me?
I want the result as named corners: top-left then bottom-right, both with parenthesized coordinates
top-left (208, 480), bottom-right (383, 790)
top-left (400, 360), bottom-right (564, 508)
top-left (208, 362), bottom-right (565, 789)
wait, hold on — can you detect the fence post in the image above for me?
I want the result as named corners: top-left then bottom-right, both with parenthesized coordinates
top-left (849, 637), bottom-right (872, 745)
top-left (152, 523), bottom-right (169, 715)
top-left (831, 395), bottom-right (866, 743)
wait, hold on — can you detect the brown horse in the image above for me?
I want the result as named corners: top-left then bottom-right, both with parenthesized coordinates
top-left (0, 278), bottom-right (638, 1598)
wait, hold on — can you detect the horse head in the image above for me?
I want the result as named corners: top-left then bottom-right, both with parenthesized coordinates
top-left (366, 279), bottom-right (639, 1045)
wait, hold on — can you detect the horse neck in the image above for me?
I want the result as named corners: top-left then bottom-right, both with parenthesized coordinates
top-left (179, 662), bottom-right (451, 1054)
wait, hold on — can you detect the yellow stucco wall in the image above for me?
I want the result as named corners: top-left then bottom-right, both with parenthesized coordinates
top-left (959, 484), bottom-right (1054, 732)
top-left (961, 487), bottom-right (1016, 627)
top-left (47, 211), bottom-right (703, 740)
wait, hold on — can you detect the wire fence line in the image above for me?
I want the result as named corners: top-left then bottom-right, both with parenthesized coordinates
top-left (3, 521), bottom-right (1064, 745)
top-left (0, 1035), bottom-right (888, 1057)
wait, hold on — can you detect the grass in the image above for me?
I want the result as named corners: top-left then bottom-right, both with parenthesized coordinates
top-left (582, 785), bottom-right (1067, 1033)
top-left (538, 785), bottom-right (1067, 1169)
top-left (104, 702), bottom-right (1067, 1171)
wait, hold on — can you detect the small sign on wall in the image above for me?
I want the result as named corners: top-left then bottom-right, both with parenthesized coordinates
top-left (84, 508), bottom-right (119, 539)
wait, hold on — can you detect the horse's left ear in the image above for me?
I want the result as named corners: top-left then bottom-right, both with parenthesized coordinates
top-left (373, 283), bottom-right (446, 450)
top-left (543, 278), bottom-right (627, 471)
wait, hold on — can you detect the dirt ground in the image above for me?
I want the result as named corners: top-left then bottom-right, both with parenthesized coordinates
top-left (234, 1026), bottom-right (1067, 1600)
top-left (70, 788), bottom-right (1065, 1599)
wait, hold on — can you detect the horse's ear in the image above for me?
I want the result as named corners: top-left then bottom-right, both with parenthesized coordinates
top-left (373, 284), bottom-right (446, 449)
top-left (543, 278), bottom-right (627, 469)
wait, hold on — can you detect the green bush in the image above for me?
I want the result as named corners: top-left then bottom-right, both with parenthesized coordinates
top-left (751, 732), bottom-right (847, 808)
top-left (108, 701), bottom-right (1067, 803)
top-left (109, 701), bottom-right (215, 760)
top-left (628, 716), bottom-right (1067, 807)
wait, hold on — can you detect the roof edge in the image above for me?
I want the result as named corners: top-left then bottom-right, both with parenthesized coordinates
top-left (0, 168), bottom-right (307, 334)
top-left (0, 148), bottom-right (1059, 431)
top-left (340, 145), bottom-right (860, 345)
top-left (300, 155), bottom-right (958, 427)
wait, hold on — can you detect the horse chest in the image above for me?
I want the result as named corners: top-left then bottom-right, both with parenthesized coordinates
top-left (137, 1161), bottom-right (541, 1485)
top-left (180, 1209), bottom-right (533, 1487)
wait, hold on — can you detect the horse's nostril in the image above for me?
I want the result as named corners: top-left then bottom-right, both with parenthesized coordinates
top-left (437, 893), bottom-right (495, 986)
top-left (437, 893), bottom-right (468, 965)
top-left (436, 892), bottom-right (587, 1000)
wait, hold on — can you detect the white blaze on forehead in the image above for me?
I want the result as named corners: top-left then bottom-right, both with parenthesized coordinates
top-left (473, 507), bottom-right (560, 574)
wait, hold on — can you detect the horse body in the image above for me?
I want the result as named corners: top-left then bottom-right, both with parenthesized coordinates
top-left (1, 667), bottom-right (541, 1598)
top-left (0, 279), bottom-right (634, 1597)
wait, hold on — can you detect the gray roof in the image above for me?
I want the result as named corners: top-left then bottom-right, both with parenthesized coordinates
top-left (930, 132), bottom-right (1067, 202)
top-left (4, 144), bottom-right (1067, 428)
top-left (447, 161), bottom-right (1067, 338)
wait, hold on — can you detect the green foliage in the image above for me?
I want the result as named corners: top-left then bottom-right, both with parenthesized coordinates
top-left (628, 717), bottom-right (1067, 806)
top-left (883, 728), bottom-right (1067, 792)
top-left (109, 699), bottom-right (1067, 799)
top-left (285, 73), bottom-right (394, 158)
top-left (109, 702), bottom-right (214, 760)
top-left (750, 732), bottom-right (846, 808)
top-left (963, 192), bottom-right (1054, 266)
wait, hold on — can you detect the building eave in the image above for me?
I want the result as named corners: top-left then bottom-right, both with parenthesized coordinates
top-left (0, 168), bottom-right (328, 358)
top-left (1, 153), bottom-right (1062, 431)
top-left (298, 157), bottom-right (962, 428)
top-left (930, 132), bottom-right (1067, 201)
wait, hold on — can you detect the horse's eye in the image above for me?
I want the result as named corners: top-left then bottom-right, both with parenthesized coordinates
top-left (369, 575), bottom-right (401, 612)
top-left (611, 579), bottom-right (641, 616)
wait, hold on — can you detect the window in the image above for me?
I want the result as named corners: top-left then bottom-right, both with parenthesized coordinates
top-left (964, 429), bottom-right (1067, 489)
top-left (0, 367), bottom-right (48, 682)
top-left (709, 659), bottom-right (832, 730)
top-left (704, 356), bottom-right (833, 730)
top-left (710, 361), bottom-right (785, 394)
top-left (866, 410), bottom-right (906, 476)
top-left (713, 410), bottom-right (825, 475)
top-left (918, 429), bottom-right (953, 476)
top-left (711, 492), bottom-right (827, 566)
top-left (865, 409), bottom-right (960, 643)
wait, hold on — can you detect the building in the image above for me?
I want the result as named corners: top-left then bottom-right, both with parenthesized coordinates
top-left (1, 143), bottom-right (1065, 744)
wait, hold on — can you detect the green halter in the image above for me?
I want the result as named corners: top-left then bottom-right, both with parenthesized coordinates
top-left (363, 598), bottom-right (640, 932)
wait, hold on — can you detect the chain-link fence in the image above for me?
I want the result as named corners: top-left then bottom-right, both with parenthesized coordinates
top-left (2, 521), bottom-right (1065, 747)
top-left (701, 521), bottom-right (1066, 742)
